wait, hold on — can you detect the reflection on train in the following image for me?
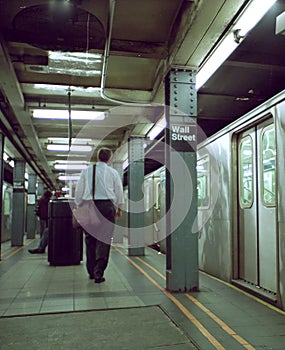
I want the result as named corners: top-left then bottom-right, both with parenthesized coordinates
top-left (139, 89), bottom-right (285, 311)
top-left (1, 182), bottom-right (13, 242)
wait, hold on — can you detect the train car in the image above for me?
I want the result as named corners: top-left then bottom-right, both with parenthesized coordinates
top-left (119, 167), bottom-right (166, 250)
top-left (197, 88), bottom-right (285, 309)
top-left (144, 167), bottom-right (166, 250)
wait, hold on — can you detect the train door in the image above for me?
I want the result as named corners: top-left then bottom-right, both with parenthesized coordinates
top-left (237, 118), bottom-right (277, 294)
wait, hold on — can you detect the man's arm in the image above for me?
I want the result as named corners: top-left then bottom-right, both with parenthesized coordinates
top-left (74, 170), bottom-right (86, 206)
top-left (113, 171), bottom-right (124, 219)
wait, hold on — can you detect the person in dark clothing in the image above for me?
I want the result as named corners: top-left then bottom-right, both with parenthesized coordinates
top-left (74, 148), bottom-right (124, 283)
top-left (28, 190), bottom-right (52, 254)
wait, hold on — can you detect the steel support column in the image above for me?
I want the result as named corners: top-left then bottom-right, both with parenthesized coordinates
top-left (26, 173), bottom-right (37, 239)
top-left (112, 160), bottom-right (124, 244)
top-left (128, 137), bottom-right (145, 256)
top-left (11, 159), bottom-right (26, 246)
top-left (35, 181), bottom-right (44, 235)
top-left (165, 67), bottom-right (199, 292)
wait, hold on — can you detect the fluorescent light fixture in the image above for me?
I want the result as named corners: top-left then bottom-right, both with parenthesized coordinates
top-left (196, 35), bottom-right (238, 90)
top-left (32, 84), bottom-right (101, 95)
top-left (123, 159), bottom-right (129, 170)
top-left (61, 187), bottom-right (70, 192)
top-left (196, 0), bottom-right (277, 90)
top-left (58, 175), bottom-right (81, 181)
top-left (55, 160), bottom-right (89, 164)
top-left (48, 138), bottom-right (94, 145)
top-left (234, 0), bottom-right (277, 37)
top-left (47, 144), bottom-right (92, 152)
top-left (54, 164), bottom-right (88, 170)
top-left (32, 109), bottom-right (105, 120)
top-left (147, 116), bottom-right (166, 140)
top-left (3, 152), bottom-right (9, 162)
top-left (3, 152), bottom-right (14, 167)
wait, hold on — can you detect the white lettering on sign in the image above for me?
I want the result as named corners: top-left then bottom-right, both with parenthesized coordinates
top-left (171, 125), bottom-right (196, 142)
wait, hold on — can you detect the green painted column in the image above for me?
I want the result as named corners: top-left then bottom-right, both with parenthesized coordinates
top-left (165, 67), bottom-right (199, 292)
top-left (128, 136), bottom-right (145, 256)
top-left (11, 159), bottom-right (26, 246)
top-left (112, 160), bottom-right (124, 244)
top-left (35, 181), bottom-right (44, 236)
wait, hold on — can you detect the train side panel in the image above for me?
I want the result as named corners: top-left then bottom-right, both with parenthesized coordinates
top-left (276, 100), bottom-right (285, 309)
top-left (197, 90), bottom-right (285, 309)
top-left (144, 168), bottom-right (166, 248)
top-left (197, 133), bottom-right (232, 282)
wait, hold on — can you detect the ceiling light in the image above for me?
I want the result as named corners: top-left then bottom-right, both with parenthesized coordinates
top-left (54, 164), bottom-right (88, 170)
top-left (32, 84), bottom-right (101, 95)
top-left (196, 0), bottom-right (277, 90)
top-left (61, 187), bottom-right (70, 192)
top-left (47, 144), bottom-right (92, 152)
top-left (32, 109), bottom-right (106, 120)
top-left (123, 159), bottom-right (129, 170)
top-left (58, 174), bottom-right (81, 181)
top-left (48, 138), bottom-right (94, 144)
top-left (147, 116), bottom-right (166, 140)
top-left (55, 160), bottom-right (89, 164)
top-left (234, 0), bottom-right (277, 38)
top-left (196, 35), bottom-right (238, 90)
top-left (276, 11), bottom-right (285, 35)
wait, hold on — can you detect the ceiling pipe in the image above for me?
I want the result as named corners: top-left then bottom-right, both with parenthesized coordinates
top-left (100, 0), bottom-right (152, 106)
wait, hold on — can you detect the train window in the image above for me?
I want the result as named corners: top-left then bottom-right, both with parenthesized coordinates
top-left (261, 125), bottom-right (276, 206)
top-left (197, 155), bottom-right (210, 208)
top-left (144, 179), bottom-right (151, 211)
top-left (154, 182), bottom-right (161, 210)
top-left (239, 136), bottom-right (253, 208)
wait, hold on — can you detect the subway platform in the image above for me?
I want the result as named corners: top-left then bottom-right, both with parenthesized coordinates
top-left (1, 237), bottom-right (285, 350)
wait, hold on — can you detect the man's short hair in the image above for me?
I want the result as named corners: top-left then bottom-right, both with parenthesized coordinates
top-left (98, 148), bottom-right (112, 162)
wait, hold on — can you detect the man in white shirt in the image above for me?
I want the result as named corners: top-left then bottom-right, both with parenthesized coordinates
top-left (75, 148), bottom-right (124, 283)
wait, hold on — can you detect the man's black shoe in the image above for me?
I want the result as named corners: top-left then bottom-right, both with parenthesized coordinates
top-left (28, 248), bottom-right (45, 254)
top-left (94, 277), bottom-right (105, 283)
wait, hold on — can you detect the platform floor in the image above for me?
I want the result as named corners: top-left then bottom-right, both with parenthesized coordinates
top-left (1, 237), bottom-right (285, 349)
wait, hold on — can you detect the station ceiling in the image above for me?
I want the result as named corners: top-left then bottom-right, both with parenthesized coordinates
top-left (0, 0), bottom-right (284, 189)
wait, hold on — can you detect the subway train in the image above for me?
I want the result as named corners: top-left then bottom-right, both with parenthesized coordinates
top-left (196, 88), bottom-right (285, 309)
top-left (139, 88), bottom-right (285, 310)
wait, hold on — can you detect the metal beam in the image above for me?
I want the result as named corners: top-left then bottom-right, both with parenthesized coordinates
top-left (0, 36), bottom-right (57, 186)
